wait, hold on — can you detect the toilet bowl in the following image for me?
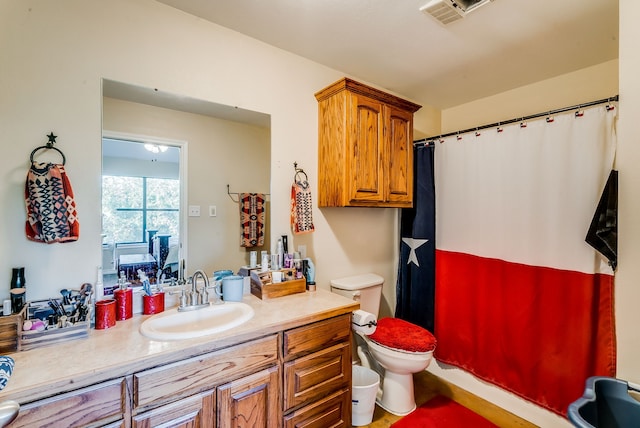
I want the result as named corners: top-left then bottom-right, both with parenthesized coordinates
top-left (330, 274), bottom-right (437, 416)
top-left (366, 317), bottom-right (436, 415)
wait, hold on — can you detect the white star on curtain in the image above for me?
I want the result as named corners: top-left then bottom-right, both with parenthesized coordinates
top-left (402, 237), bottom-right (429, 267)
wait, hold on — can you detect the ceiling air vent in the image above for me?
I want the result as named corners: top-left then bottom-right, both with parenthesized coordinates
top-left (420, 0), bottom-right (494, 25)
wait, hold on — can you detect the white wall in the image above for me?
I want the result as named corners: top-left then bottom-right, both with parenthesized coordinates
top-left (0, 0), bottom-right (418, 316)
top-left (441, 60), bottom-right (618, 133)
top-left (616, 0), bottom-right (640, 390)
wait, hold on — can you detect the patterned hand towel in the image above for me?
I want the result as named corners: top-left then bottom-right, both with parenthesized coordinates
top-left (290, 178), bottom-right (315, 234)
top-left (25, 162), bottom-right (79, 243)
top-left (240, 193), bottom-right (265, 247)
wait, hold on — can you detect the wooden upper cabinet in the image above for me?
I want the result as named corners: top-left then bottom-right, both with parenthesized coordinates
top-left (316, 78), bottom-right (421, 208)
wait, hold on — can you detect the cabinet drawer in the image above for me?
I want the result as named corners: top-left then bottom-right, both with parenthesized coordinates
top-left (283, 388), bottom-right (351, 428)
top-left (12, 377), bottom-right (129, 428)
top-left (132, 389), bottom-right (215, 428)
top-left (283, 314), bottom-right (350, 360)
top-left (134, 334), bottom-right (278, 410)
top-left (283, 342), bottom-right (351, 411)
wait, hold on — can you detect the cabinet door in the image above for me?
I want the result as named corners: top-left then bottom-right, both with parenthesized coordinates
top-left (348, 92), bottom-right (385, 204)
top-left (217, 365), bottom-right (280, 428)
top-left (132, 389), bottom-right (215, 428)
top-left (385, 105), bottom-right (414, 206)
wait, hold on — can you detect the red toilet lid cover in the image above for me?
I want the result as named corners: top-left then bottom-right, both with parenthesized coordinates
top-left (368, 317), bottom-right (437, 353)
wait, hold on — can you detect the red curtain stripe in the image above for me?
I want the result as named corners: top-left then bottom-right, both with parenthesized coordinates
top-left (434, 250), bottom-right (616, 416)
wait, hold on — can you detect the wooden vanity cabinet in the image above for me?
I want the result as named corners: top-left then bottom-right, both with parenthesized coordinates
top-left (282, 314), bottom-right (352, 427)
top-left (315, 78), bottom-right (421, 208)
top-left (7, 311), bottom-right (354, 427)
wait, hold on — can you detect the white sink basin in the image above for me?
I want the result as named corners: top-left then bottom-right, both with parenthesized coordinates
top-left (139, 302), bottom-right (255, 341)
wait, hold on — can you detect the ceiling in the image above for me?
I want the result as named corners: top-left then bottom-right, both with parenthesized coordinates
top-left (154, 0), bottom-right (618, 109)
top-left (102, 137), bottom-right (180, 163)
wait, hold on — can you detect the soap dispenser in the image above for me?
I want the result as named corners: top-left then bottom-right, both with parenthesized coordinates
top-left (114, 271), bottom-right (133, 321)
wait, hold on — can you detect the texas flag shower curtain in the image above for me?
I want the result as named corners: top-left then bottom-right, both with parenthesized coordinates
top-left (434, 103), bottom-right (617, 416)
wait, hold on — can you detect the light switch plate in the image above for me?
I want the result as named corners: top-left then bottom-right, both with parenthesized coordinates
top-left (188, 205), bottom-right (200, 217)
top-left (209, 205), bottom-right (217, 217)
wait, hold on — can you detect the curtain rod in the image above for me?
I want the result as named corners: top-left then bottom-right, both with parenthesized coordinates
top-left (414, 95), bottom-right (619, 145)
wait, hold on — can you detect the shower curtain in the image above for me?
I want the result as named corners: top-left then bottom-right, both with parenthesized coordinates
top-left (396, 143), bottom-right (435, 332)
top-left (433, 104), bottom-right (617, 416)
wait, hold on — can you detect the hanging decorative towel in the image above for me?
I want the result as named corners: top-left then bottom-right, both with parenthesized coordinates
top-left (239, 193), bottom-right (265, 247)
top-left (25, 162), bottom-right (79, 243)
top-left (586, 169), bottom-right (618, 270)
top-left (290, 171), bottom-right (315, 235)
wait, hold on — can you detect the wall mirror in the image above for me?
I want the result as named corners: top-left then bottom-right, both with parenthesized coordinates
top-left (102, 79), bottom-right (271, 287)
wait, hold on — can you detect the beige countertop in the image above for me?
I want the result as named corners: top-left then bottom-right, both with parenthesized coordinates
top-left (0, 288), bottom-right (359, 404)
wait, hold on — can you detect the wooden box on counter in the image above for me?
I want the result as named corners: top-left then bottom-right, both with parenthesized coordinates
top-left (250, 269), bottom-right (306, 300)
top-left (0, 313), bottom-right (21, 353)
top-left (0, 300), bottom-right (90, 353)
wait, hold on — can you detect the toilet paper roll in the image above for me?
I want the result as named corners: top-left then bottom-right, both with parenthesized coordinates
top-left (352, 310), bottom-right (377, 335)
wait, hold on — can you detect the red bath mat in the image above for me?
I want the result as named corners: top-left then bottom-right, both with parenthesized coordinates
top-left (390, 395), bottom-right (498, 428)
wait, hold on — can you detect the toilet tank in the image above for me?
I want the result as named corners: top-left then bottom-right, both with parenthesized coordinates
top-left (330, 273), bottom-right (384, 318)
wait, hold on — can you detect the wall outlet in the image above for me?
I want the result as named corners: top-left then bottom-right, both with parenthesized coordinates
top-left (209, 205), bottom-right (217, 217)
top-left (188, 205), bottom-right (201, 217)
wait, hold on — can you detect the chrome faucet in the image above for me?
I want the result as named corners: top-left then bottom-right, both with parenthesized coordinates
top-left (177, 269), bottom-right (211, 312)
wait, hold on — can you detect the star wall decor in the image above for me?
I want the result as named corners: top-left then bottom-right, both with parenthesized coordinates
top-left (402, 237), bottom-right (429, 267)
top-left (47, 132), bottom-right (57, 144)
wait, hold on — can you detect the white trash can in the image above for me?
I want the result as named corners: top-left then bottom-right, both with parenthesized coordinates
top-left (352, 365), bottom-right (380, 426)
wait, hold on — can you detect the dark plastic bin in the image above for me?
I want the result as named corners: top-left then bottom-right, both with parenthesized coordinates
top-left (568, 376), bottom-right (640, 428)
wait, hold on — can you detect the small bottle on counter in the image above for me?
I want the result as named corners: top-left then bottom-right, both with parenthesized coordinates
top-left (275, 238), bottom-right (284, 270)
top-left (304, 258), bottom-right (316, 292)
top-left (95, 266), bottom-right (104, 302)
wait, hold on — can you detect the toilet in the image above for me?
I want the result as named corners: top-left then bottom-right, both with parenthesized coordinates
top-left (331, 273), bottom-right (436, 416)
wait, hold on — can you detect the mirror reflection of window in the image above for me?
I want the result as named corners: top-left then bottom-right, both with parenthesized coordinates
top-left (102, 138), bottom-right (181, 286)
top-left (102, 175), bottom-right (179, 243)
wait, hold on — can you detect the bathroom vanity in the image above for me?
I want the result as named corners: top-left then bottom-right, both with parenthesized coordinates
top-left (0, 289), bottom-right (358, 427)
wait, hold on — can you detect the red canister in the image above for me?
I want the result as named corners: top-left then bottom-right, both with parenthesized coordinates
top-left (95, 299), bottom-right (116, 329)
top-left (143, 292), bottom-right (165, 315)
top-left (114, 287), bottom-right (133, 321)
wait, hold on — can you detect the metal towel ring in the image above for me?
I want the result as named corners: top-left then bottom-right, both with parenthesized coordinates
top-left (30, 145), bottom-right (66, 165)
top-left (293, 162), bottom-right (308, 182)
top-left (29, 132), bottom-right (66, 165)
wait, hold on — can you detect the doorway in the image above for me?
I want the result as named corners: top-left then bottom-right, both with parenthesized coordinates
top-left (102, 135), bottom-right (185, 288)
